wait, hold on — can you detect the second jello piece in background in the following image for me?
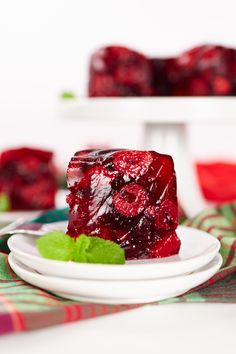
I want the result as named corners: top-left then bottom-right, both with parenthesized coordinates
top-left (89, 44), bottom-right (236, 96)
top-left (88, 46), bottom-right (154, 97)
top-left (66, 149), bottom-right (180, 260)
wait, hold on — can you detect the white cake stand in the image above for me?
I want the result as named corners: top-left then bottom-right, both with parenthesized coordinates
top-left (60, 97), bottom-right (236, 217)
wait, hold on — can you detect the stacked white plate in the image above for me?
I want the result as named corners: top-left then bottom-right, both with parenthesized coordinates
top-left (8, 222), bottom-right (222, 304)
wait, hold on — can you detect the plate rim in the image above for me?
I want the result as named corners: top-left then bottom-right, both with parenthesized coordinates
top-left (8, 252), bottom-right (222, 304)
top-left (7, 225), bottom-right (221, 269)
top-left (9, 252), bottom-right (222, 285)
top-left (7, 225), bottom-right (221, 282)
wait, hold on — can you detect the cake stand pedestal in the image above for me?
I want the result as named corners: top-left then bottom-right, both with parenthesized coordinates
top-left (143, 122), bottom-right (205, 217)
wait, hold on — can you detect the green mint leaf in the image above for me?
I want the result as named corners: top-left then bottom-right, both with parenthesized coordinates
top-left (0, 193), bottom-right (11, 212)
top-left (74, 235), bottom-right (125, 265)
top-left (36, 231), bottom-right (74, 261)
top-left (73, 234), bottom-right (91, 263)
top-left (60, 91), bottom-right (76, 100)
top-left (36, 232), bottom-right (125, 265)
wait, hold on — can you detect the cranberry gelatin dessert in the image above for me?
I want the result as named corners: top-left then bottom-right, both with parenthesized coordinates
top-left (0, 147), bottom-right (57, 210)
top-left (89, 44), bottom-right (236, 96)
top-left (67, 149), bottom-right (180, 260)
top-left (89, 46), bottom-right (154, 97)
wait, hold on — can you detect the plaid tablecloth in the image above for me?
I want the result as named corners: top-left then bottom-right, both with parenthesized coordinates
top-left (0, 202), bottom-right (236, 336)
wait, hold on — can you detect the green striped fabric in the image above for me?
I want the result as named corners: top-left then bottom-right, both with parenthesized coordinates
top-left (0, 202), bottom-right (236, 335)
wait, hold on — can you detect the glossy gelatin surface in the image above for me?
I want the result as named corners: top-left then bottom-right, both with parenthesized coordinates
top-left (67, 149), bottom-right (180, 260)
top-left (0, 147), bottom-right (57, 210)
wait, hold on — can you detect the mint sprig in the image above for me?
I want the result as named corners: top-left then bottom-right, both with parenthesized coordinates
top-left (74, 235), bottom-right (125, 264)
top-left (36, 232), bottom-right (125, 265)
top-left (36, 232), bottom-right (74, 261)
top-left (73, 234), bottom-right (91, 263)
top-left (60, 91), bottom-right (76, 100)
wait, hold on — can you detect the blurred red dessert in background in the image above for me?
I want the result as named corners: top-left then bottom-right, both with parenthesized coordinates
top-left (67, 149), bottom-right (180, 260)
top-left (197, 162), bottom-right (236, 203)
top-left (176, 45), bottom-right (236, 96)
top-left (0, 147), bottom-right (58, 210)
top-left (151, 57), bottom-right (182, 96)
top-left (89, 46), bottom-right (154, 97)
top-left (89, 44), bottom-right (236, 96)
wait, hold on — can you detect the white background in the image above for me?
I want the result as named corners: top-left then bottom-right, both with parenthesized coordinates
top-left (1, 0), bottom-right (236, 167)
top-left (0, 3), bottom-right (236, 350)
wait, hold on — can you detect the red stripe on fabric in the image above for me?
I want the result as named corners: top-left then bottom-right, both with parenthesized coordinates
top-left (0, 257), bottom-right (26, 332)
top-left (217, 226), bottom-right (236, 231)
top-left (112, 305), bottom-right (119, 312)
top-left (62, 305), bottom-right (75, 322)
top-left (0, 313), bottom-right (15, 335)
top-left (5, 256), bottom-right (19, 281)
top-left (216, 267), bottom-right (235, 279)
top-left (101, 304), bottom-right (108, 315)
top-left (62, 304), bottom-right (82, 322)
top-left (208, 225), bottom-right (235, 232)
top-left (224, 239), bottom-right (236, 267)
top-left (206, 226), bottom-right (216, 233)
top-left (197, 214), bottom-right (221, 229)
top-left (186, 266), bottom-right (236, 294)
top-left (210, 267), bottom-right (236, 281)
top-left (199, 293), bottom-right (236, 298)
top-left (72, 304), bottom-right (82, 320)
top-left (89, 303), bottom-right (96, 318)
top-left (0, 294), bottom-right (25, 332)
top-left (124, 304), bottom-right (132, 311)
top-left (208, 277), bottom-right (215, 285)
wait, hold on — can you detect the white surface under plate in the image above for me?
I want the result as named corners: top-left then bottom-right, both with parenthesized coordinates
top-left (8, 253), bottom-right (222, 304)
top-left (0, 190), bottom-right (67, 223)
top-left (7, 224), bottom-right (220, 280)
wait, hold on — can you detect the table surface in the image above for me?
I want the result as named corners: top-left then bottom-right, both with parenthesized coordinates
top-left (1, 303), bottom-right (236, 354)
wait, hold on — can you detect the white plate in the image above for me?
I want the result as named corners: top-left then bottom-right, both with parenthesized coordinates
top-left (8, 224), bottom-right (220, 280)
top-left (53, 291), bottom-right (187, 305)
top-left (8, 253), bottom-right (222, 304)
top-left (0, 190), bottom-right (67, 223)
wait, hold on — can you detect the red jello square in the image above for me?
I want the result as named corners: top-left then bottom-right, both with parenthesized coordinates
top-left (67, 149), bottom-right (180, 260)
top-left (0, 147), bottom-right (57, 210)
top-left (176, 45), bottom-right (235, 96)
top-left (88, 46), bottom-right (154, 97)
